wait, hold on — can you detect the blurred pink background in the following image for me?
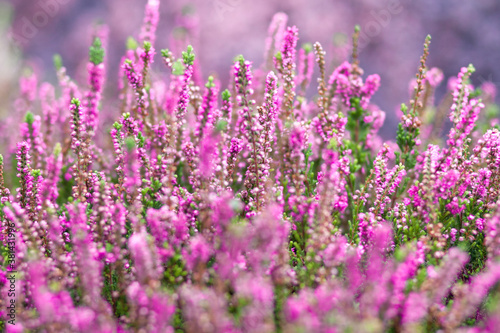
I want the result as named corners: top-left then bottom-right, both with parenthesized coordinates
top-left (2, 0), bottom-right (500, 136)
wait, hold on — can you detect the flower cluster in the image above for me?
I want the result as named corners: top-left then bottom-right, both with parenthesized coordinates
top-left (1, 6), bottom-right (500, 333)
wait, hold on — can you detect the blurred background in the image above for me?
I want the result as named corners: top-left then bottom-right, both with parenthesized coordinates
top-left (1, 0), bottom-right (499, 137)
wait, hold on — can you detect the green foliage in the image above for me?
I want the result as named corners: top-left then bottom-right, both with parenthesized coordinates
top-left (182, 45), bottom-right (195, 66)
top-left (71, 97), bottom-right (81, 107)
top-left (137, 131), bottom-right (145, 148)
top-left (161, 48), bottom-right (171, 58)
top-left (53, 54), bottom-right (63, 71)
top-left (275, 50), bottom-right (282, 62)
top-left (56, 165), bottom-right (74, 206)
top-left (24, 111), bottom-right (34, 125)
top-left (126, 36), bottom-right (138, 50)
top-left (222, 88), bottom-right (231, 101)
top-left (172, 59), bottom-right (185, 76)
top-left (143, 41), bottom-right (152, 53)
top-left (302, 43), bottom-right (313, 54)
top-left (216, 119), bottom-right (228, 132)
top-left (162, 251), bottom-right (188, 288)
top-left (53, 143), bottom-right (62, 157)
top-left (125, 137), bottom-right (136, 151)
top-left (303, 144), bottom-right (318, 197)
top-left (395, 104), bottom-right (419, 169)
top-left (205, 75), bottom-right (215, 89)
top-left (89, 37), bottom-right (105, 65)
top-left (172, 306), bottom-right (185, 333)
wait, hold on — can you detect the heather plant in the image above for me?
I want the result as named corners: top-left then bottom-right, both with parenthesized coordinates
top-left (1, 2), bottom-right (500, 332)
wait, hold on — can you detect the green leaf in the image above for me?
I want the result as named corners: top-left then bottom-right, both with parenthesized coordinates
top-left (89, 37), bottom-right (105, 65)
top-left (137, 132), bottom-right (145, 148)
top-left (112, 122), bottom-right (123, 131)
top-left (24, 111), bottom-right (34, 125)
top-left (222, 89), bottom-right (231, 101)
top-left (105, 242), bottom-right (113, 253)
top-left (172, 59), bottom-right (185, 76)
top-left (126, 36), bottom-right (138, 50)
top-left (216, 119), bottom-right (228, 132)
top-left (182, 45), bottom-right (195, 66)
top-left (53, 143), bottom-right (62, 157)
top-left (53, 54), bottom-right (63, 71)
top-left (125, 137), bottom-right (135, 151)
top-left (71, 98), bottom-right (81, 107)
top-left (205, 75), bottom-right (215, 89)
top-left (161, 48), bottom-right (171, 58)
top-left (143, 41), bottom-right (152, 53)
top-left (302, 43), bottom-right (312, 54)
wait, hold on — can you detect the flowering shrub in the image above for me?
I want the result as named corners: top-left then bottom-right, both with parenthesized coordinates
top-left (1, 2), bottom-right (500, 332)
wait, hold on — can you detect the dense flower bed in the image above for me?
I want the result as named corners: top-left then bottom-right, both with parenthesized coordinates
top-left (1, 1), bottom-right (500, 332)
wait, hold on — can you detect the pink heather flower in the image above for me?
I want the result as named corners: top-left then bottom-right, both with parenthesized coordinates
top-left (280, 25), bottom-right (299, 99)
top-left (365, 105), bottom-right (386, 150)
top-left (358, 212), bottom-right (376, 249)
top-left (235, 274), bottom-right (275, 333)
top-left (485, 202), bottom-right (500, 261)
top-left (195, 77), bottom-right (219, 139)
top-left (20, 114), bottom-right (45, 169)
top-left (320, 235), bottom-right (347, 269)
top-left (429, 248), bottom-right (469, 304)
top-left (445, 262), bottom-right (500, 329)
top-left (426, 67), bottom-right (444, 87)
top-left (285, 289), bottom-right (323, 331)
top-left (246, 204), bottom-right (289, 275)
top-left (210, 192), bottom-right (236, 230)
top-left (264, 12), bottom-right (288, 67)
top-left (147, 206), bottom-right (189, 250)
top-left (27, 261), bottom-right (81, 329)
top-left (317, 149), bottom-right (349, 214)
top-left (199, 133), bottom-right (218, 180)
top-left (234, 57), bottom-right (255, 141)
top-left (140, 0), bottom-right (160, 45)
top-left (126, 282), bottom-right (175, 332)
top-left (286, 121), bottom-right (310, 195)
top-left (407, 67), bottom-right (444, 96)
top-left (39, 83), bottom-right (58, 145)
top-left (370, 144), bottom-right (406, 216)
top-left (327, 61), bottom-right (381, 110)
top-left (236, 62), bottom-right (279, 215)
top-left (183, 235), bottom-right (213, 271)
top-left (19, 71), bottom-right (38, 103)
top-left (84, 61), bottom-right (105, 135)
top-left (475, 128), bottom-right (500, 168)
top-left (129, 229), bottom-right (162, 284)
top-left (313, 107), bottom-right (348, 144)
top-left (68, 203), bottom-right (113, 320)
top-left (180, 286), bottom-right (236, 333)
top-left (447, 98), bottom-right (483, 148)
top-left (296, 47), bottom-right (314, 94)
top-left (16, 141), bottom-right (32, 209)
top-left (361, 74), bottom-right (382, 107)
top-left (224, 137), bottom-right (244, 187)
top-left (140, 41), bottom-right (155, 71)
top-left (481, 81), bottom-right (496, 101)
top-left (176, 63), bottom-right (194, 128)
top-left (402, 292), bottom-right (429, 326)
top-left (123, 59), bottom-right (149, 128)
top-left (263, 71), bottom-right (279, 126)
top-left (359, 224), bottom-right (394, 318)
top-left (386, 245), bottom-right (425, 320)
